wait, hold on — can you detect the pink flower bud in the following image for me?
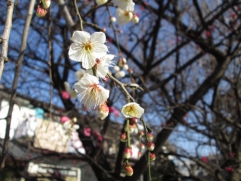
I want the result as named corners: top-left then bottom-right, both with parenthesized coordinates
top-left (61, 91), bottom-right (70, 100)
top-left (131, 117), bottom-right (138, 123)
top-left (125, 164), bottom-right (133, 176)
top-left (101, 28), bottom-right (106, 32)
top-left (150, 153), bottom-right (156, 161)
top-left (205, 30), bottom-right (211, 37)
top-left (120, 133), bottom-right (127, 142)
top-left (138, 151), bottom-right (142, 158)
top-left (147, 142), bottom-right (155, 151)
top-left (132, 14), bottom-right (139, 23)
top-left (98, 103), bottom-right (109, 120)
top-left (109, 106), bottom-right (115, 113)
top-left (124, 147), bottom-right (133, 159)
top-left (139, 131), bottom-right (144, 138)
top-left (147, 133), bottom-right (153, 142)
top-left (36, 5), bottom-right (47, 18)
top-left (139, 143), bottom-right (145, 150)
top-left (61, 116), bottom-right (70, 123)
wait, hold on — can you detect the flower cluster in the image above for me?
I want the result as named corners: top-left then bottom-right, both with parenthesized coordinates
top-left (66, 31), bottom-right (115, 120)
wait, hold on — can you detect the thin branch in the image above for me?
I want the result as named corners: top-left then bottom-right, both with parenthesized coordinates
top-left (0, 0), bottom-right (15, 79)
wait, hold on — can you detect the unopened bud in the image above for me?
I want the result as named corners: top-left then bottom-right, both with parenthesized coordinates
top-left (110, 16), bottom-right (116, 22)
top-left (120, 133), bottom-right (127, 142)
top-left (125, 164), bottom-right (133, 176)
top-left (147, 142), bottom-right (155, 151)
top-left (123, 64), bottom-right (129, 70)
top-left (101, 28), bottom-right (106, 32)
top-left (147, 132), bottom-right (153, 142)
top-left (36, 5), bottom-right (47, 18)
top-left (150, 153), bottom-right (156, 161)
top-left (98, 103), bottom-right (109, 120)
top-left (114, 65), bottom-right (120, 72)
top-left (115, 70), bottom-right (125, 79)
top-left (132, 14), bottom-right (139, 23)
top-left (124, 147), bottom-right (133, 159)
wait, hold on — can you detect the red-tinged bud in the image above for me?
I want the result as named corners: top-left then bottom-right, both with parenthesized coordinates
top-left (124, 147), bottom-right (132, 159)
top-left (147, 142), bottom-right (155, 151)
top-left (138, 151), bottom-right (142, 158)
top-left (139, 131), bottom-right (144, 138)
top-left (150, 153), bottom-right (156, 161)
top-left (205, 30), bottom-right (211, 37)
top-left (139, 143), bottom-right (145, 150)
top-left (132, 13), bottom-right (139, 23)
top-left (129, 123), bottom-right (136, 133)
top-left (128, 68), bottom-right (133, 74)
top-left (101, 28), bottom-right (106, 32)
top-left (41, 0), bottom-right (51, 9)
top-left (98, 103), bottom-right (109, 120)
top-left (125, 165), bottom-right (133, 176)
top-left (120, 132), bottom-right (127, 142)
top-left (147, 132), bottom-right (153, 142)
top-left (36, 5), bottom-right (47, 18)
top-left (131, 117), bottom-right (138, 123)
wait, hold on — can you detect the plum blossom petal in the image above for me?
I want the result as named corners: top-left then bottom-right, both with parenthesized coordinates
top-left (74, 73), bottom-right (109, 108)
top-left (121, 102), bottom-right (144, 118)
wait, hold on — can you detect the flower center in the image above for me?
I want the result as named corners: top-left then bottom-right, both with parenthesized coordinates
top-left (124, 11), bottom-right (131, 18)
top-left (125, 105), bottom-right (135, 115)
top-left (84, 42), bottom-right (93, 52)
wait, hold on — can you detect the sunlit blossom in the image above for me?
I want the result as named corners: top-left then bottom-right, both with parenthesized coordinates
top-left (74, 73), bottom-right (109, 108)
top-left (121, 102), bottom-right (144, 118)
top-left (86, 54), bottom-right (115, 79)
top-left (68, 31), bottom-right (108, 69)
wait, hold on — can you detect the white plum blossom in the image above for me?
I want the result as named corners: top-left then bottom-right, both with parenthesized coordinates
top-left (64, 82), bottom-right (77, 98)
top-left (96, 0), bottom-right (107, 5)
top-left (116, 8), bottom-right (134, 25)
top-left (86, 54), bottom-right (115, 79)
top-left (113, 0), bottom-right (135, 10)
top-left (121, 102), bottom-right (144, 118)
top-left (68, 31), bottom-right (108, 69)
top-left (75, 69), bottom-right (86, 80)
top-left (74, 73), bottom-right (109, 108)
